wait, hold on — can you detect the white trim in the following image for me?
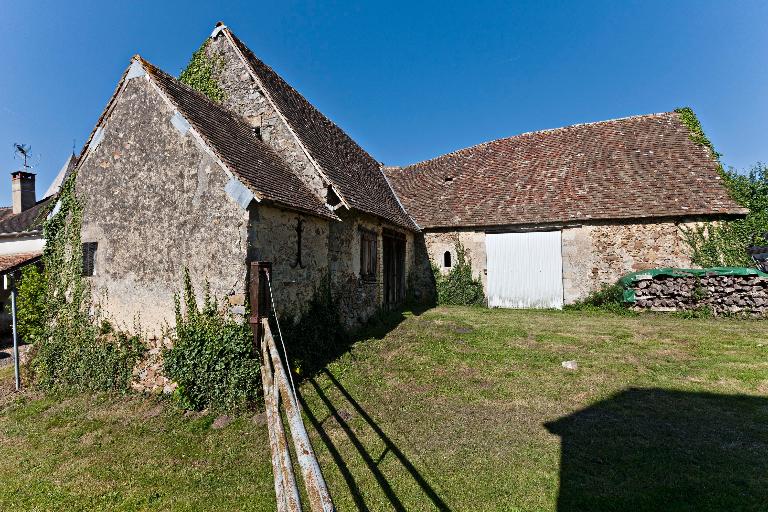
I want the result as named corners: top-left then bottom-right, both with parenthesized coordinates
top-left (224, 176), bottom-right (255, 209)
top-left (210, 23), bottom-right (227, 39)
top-left (126, 60), bottom-right (146, 80)
top-left (221, 28), bottom-right (349, 211)
top-left (170, 111), bottom-right (191, 135)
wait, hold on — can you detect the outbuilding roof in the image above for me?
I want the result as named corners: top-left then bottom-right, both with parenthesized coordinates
top-left (220, 27), bottom-right (417, 231)
top-left (0, 198), bottom-right (52, 235)
top-left (385, 112), bottom-right (748, 229)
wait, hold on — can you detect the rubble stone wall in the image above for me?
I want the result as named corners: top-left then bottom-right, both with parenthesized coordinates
top-left (630, 274), bottom-right (768, 315)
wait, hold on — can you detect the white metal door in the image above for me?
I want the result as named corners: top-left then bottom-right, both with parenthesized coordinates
top-left (485, 231), bottom-right (564, 309)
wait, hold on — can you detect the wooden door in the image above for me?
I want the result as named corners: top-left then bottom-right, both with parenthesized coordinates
top-left (383, 230), bottom-right (406, 308)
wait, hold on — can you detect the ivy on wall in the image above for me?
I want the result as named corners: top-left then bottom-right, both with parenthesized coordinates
top-left (179, 40), bottom-right (226, 103)
top-left (432, 239), bottom-right (485, 306)
top-left (674, 108), bottom-right (768, 267)
top-left (163, 269), bottom-right (260, 411)
top-left (29, 172), bottom-right (144, 392)
top-left (674, 107), bottom-right (721, 159)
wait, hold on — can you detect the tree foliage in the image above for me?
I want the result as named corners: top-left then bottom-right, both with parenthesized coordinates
top-left (16, 264), bottom-right (47, 344)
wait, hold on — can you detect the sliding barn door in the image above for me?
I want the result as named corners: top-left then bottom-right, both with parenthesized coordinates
top-left (485, 231), bottom-right (564, 309)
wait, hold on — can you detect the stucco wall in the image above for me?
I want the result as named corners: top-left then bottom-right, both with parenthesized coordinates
top-left (422, 219), bottom-right (698, 306)
top-left (76, 76), bottom-right (250, 332)
top-left (206, 34), bottom-right (329, 203)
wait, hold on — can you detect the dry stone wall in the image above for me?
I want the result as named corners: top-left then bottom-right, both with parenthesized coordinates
top-left (630, 274), bottom-right (768, 315)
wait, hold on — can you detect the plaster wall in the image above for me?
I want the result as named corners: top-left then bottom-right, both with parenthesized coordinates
top-left (76, 76), bottom-right (249, 332)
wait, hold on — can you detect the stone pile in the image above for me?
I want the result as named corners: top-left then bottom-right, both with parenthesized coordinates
top-left (631, 274), bottom-right (768, 315)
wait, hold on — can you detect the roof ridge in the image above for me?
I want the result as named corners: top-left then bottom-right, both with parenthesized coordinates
top-left (400, 111), bottom-right (676, 171)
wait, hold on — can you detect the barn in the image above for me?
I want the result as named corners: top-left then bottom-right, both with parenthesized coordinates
top-left (385, 113), bottom-right (747, 307)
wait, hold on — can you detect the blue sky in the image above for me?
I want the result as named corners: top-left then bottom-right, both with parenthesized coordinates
top-left (1, 0), bottom-right (766, 204)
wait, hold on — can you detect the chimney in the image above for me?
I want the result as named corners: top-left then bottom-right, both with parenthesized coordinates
top-left (11, 171), bottom-right (36, 214)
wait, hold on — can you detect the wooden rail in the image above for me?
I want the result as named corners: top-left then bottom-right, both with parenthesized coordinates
top-left (249, 262), bottom-right (335, 512)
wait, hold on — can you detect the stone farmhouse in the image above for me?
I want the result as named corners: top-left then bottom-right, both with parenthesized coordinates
top-left (61, 22), bottom-right (744, 332)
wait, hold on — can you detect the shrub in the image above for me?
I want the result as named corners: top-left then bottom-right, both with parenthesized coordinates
top-left (564, 283), bottom-right (634, 315)
top-left (681, 163), bottom-right (768, 267)
top-left (433, 239), bottom-right (485, 306)
top-left (16, 263), bottom-right (47, 344)
top-left (163, 270), bottom-right (260, 411)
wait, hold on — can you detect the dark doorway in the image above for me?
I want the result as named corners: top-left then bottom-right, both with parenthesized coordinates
top-left (383, 230), bottom-right (406, 308)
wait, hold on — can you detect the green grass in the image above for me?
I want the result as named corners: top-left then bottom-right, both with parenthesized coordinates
top-left (1, 307), bottom-right (767, 511)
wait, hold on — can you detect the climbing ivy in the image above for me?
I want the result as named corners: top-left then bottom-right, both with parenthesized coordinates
top-left (674, 107), bottom-right (721, 159)
top-left (163, 269), bottom-right (260, 412)
top-left (675, 108), bottom-right (768, 267)
top-left (29, 171), bottom-right (144, 392)
top-left (16, 264), bottom-right (47, 344)
top-left (179, 40), bottom-right (226, 103)
top-left (432, 239), bottom-right (485, 306)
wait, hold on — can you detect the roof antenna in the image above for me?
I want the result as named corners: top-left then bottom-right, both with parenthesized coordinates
top-left (13, 143), bottom-right (32, 168)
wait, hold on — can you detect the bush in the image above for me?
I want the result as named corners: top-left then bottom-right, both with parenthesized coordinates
top-left (32, 320), bottom-right (144, 392)
top-left (564, 283), bottom-right (634, 315)
top-left (163, 270), bottom-right (260, 411)
top-left (433, 239), bottom-right (485, 306)
top-left (16, 264), bottom-right (47, 344)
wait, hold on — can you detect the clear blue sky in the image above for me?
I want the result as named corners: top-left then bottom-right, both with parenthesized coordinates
top-left (1, 0), bottom-right (766, 204)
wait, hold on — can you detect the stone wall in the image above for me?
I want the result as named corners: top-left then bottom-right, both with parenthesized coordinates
top-left (421, 219), bottom-right (701, 305)
top-left (562, 220), bottom-right (698, 303)
top-left (425, 231), bottom-right (487, 290)
top-left (77, 76), bottom-right (250, 333)
top-left (629, 274), bottom-right (768, 315)
top-left (330, 209), bottom-right (415, 328)
top-left (248, 203), bottom-right (330, 320)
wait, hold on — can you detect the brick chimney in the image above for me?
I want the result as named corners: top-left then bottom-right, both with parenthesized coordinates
top-left (11, 171), bottom-right (36, 214)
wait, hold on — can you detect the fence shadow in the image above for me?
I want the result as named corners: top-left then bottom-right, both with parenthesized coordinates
top-left (545, 388), bottom-right (768, 512)
top-left (300, 368), bottom-right (451, 511)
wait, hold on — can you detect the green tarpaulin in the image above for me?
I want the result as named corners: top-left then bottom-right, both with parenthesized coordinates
top-left (620, 267), bottom-right (768, 303)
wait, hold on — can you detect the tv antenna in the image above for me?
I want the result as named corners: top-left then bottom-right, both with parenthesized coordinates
top-left (13, 143), bottom-right (32, 168)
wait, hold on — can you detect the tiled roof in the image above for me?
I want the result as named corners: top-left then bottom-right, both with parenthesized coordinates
top-left (385, 112), bottom-right (748, 229)
top-left (0, 252), bottom-right (41, 274)
top-left (223, 29), bottom-right (417, 231)
top-left (139, 57), bottom-right (338, 221)
top-left (0, 198), bottom-right (52, 235)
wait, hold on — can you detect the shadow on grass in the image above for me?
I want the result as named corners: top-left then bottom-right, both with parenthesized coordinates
top-left (299, 367), bottom-right (450, 511)
top-left (545, 388), bottom-right (768, 512)
top-left (282, 302), bottom-right (432, 381)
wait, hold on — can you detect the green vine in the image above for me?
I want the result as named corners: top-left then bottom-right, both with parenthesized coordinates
top-left (432, 238), bottom-right (485, 306)
top-left (179, 40), bottom-right (226, 103)
top-left (163, 269), bottom-right (260, 412)
top-left (29, 171), bottom-right (144, 392)
top-left (674, 107), bottom-right (721, 160)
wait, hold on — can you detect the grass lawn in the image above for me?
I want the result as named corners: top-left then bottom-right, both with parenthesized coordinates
top-left (1, 307), bottom-right (767, 511)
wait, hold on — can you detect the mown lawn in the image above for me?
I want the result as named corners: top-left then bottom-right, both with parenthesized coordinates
top-left (1, 307), bottom-right (767, 511)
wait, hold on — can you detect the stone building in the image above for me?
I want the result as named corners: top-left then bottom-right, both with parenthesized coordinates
top-left (385, 113), bottom-right (747, 306)
top-left (69, 26), bottom-right (419, 333)
top-left (64, 22), bottom-right (746, 332)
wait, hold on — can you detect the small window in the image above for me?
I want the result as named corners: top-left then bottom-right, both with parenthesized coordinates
top-left (82, 242), bottom-right (97, 277)
top-left (253, 126), bottom-right (262, 140)
top-left (360, 229), bottom-right (378, 281)
top-left (444, 251), bottom-right (452, 268)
